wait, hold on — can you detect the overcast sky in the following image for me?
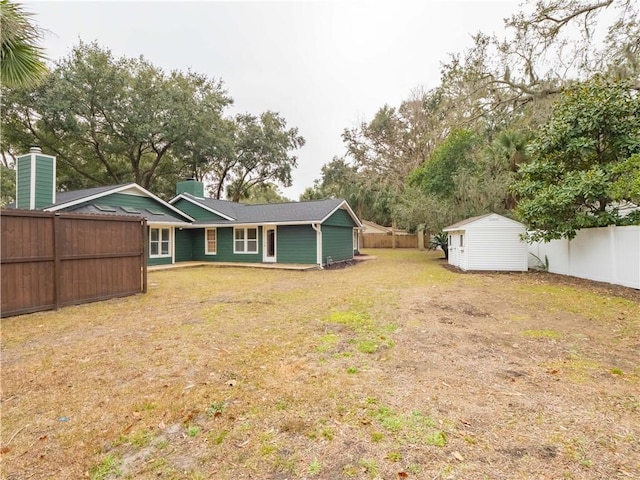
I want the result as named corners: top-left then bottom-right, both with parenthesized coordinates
top-left (26, 0), bottom-right (520, 199)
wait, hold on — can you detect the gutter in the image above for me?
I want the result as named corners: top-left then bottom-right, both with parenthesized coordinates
top-left (311, 223), bottom-right (323, 269)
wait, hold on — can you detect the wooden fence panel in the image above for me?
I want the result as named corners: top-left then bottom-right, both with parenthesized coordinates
top-left (1, 210), bottom-right (146, 318)
top-left (362, 233), bottom-right (428, 249)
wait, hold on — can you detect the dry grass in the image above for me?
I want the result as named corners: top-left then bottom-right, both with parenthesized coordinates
top-left (1, 249), bottom-right (639, 479)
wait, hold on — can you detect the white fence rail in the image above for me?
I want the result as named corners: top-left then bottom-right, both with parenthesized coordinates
top-left (528, 225), bottom-right (640, 289)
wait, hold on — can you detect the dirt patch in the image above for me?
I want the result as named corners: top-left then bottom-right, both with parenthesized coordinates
top-left (1, 250), bottom-right (638, 479)
top-left (442, 262), bottom-right (640, 303)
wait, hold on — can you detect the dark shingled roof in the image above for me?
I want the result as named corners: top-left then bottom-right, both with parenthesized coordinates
top-left (65, 204), bottom-right (188, 224)
top-left (46, 185), bottom-right (129, 208)
top-left (180, 194), bottom-right (352, 225)
top-left (41, 184), bottom-right (191, 223)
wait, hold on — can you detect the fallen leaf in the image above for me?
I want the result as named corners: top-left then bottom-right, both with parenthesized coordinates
top-left (452, 451), bottom-right (464, 462)
top-left (398, 471), bottom-right (408, 478)
top-left (0, 447), bottom-right (10, 454)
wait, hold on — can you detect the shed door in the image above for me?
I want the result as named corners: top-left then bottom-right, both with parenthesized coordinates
top-left (448, 232), bottom-right (459, 267)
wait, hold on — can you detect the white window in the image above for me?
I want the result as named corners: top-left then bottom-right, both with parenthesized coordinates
top-left (205, 228), bottom-right (217, 255)
top-left (459, 234), bottom-right (464, 247)
top-left (234, 227), bottom-right (258, 253)
top-left (150, 227), bottom-right (171, 257)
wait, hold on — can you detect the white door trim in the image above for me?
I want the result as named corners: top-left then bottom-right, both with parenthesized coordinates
top-left (263, 225), bottom-right (277, 263)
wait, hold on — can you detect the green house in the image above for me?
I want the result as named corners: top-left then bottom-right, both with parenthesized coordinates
top-left (10, 149), bottom-right (362, 268)
top-left (170, 180), bottom-right (362, 267)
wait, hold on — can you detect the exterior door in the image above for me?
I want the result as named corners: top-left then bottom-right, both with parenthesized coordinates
top-left (263, 226), bottom-right (276, 262)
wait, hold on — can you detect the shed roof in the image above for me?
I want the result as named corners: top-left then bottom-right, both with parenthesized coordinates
top-left (443, 213), bottom-right (525, 232)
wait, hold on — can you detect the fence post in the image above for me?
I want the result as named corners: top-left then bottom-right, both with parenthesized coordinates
top-left (141, 218), bottom-right (148, 294)
top-left (609, 225), bottom-right (616, 285)
top-left (392, 219), bottom-right (397, 249)
top-left (53, 213), bottom-right (61, 310)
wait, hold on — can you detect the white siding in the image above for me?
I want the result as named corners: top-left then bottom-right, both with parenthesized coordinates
top-left (446, 214), bottom-right (528, 271)
top-left (465, 216), bottom-right (527, 271)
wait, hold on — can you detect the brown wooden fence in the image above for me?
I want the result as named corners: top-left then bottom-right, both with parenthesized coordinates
top-left (361, 233), bottom-right (429, 249)
top-left (1, 210), bottom-right (147, 318)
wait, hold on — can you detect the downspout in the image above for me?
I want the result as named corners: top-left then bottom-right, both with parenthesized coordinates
top-left (312, 223), bottom-right (323, 269)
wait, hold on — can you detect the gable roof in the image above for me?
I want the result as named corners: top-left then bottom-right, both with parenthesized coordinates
top-left (362, 220), bottom-right (392, 234)
top-left (171, 193), bottom-right (362, 227)
top-left (443, 213), bottom-right (525, 232)
top-left (169, 194), bottom-right (237, 221)
top-left (44, 183), bottom-right (194, 223)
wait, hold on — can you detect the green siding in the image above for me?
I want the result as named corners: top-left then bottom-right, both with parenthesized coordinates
top-left (277, 225), bottom-right (317, 264)
top-left (175, 228), bottom-right (194, 262)
top-left (16, 155), bottom-right (31, 209)
top-left (322, 225), bottom-right (353, 264)
top-left (176, 180), bottom-right (204, 197)
top-left (189, 227), bottom-right (263, 263)
top-left (15, 153), bottom-right (55, 209)
top-left (34, 155), bottom-right (54, 208)
top-left (323, 208), bottom-right (357, 227)
top-left (172, 198), bottom-right (227, 221)
top-left (148, 256), bottom-right (173, 266)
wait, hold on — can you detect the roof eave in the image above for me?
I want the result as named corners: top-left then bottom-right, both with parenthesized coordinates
top-left (319, 200), bottom-right (363, 227)
top-left (170, 193), bottom-right (236, 221)
top-left (45, 183), bottom-right (195, 222)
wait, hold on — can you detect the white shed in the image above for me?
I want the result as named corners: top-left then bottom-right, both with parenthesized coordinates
top-left (443, 213), bottom-right (528, 271)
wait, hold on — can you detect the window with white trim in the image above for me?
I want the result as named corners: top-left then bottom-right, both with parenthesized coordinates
top-left (234, 227), bottom-right (258, 253)
top-left (205, 228), bottom-right (217, 255)
top-left (459, 234), bottom-right (464, 247)
top-left (150, 227), bottom-right (171, 257)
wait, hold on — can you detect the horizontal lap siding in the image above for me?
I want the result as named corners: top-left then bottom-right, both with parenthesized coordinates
top-left (147, 255), bottom-right (173, 266)
top-left (324, 208), bottom-right (356, 227)
top-left (175, 228), bottom-right (194, 262)
top-left (321, 209), bottom-right (356, 264)
top-left (190, 228), bottom-right (214, 262)
top-left (322, 225), bottom-right (353, 263)
top-left (171, 199), bottom-right (227, 221)
top-left (465, 220), bottom-right (527, 271)
top-left (213, 227), bottom-right (262, 263)
top-left (277, 225), bottom-right (317, 264)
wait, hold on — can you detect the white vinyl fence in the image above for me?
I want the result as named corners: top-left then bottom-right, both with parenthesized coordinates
top-left (528, 225), bottom-right (640, 289)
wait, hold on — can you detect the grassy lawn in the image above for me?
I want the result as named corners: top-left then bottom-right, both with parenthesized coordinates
top-left (1, 249), bottom-right (639, 479)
